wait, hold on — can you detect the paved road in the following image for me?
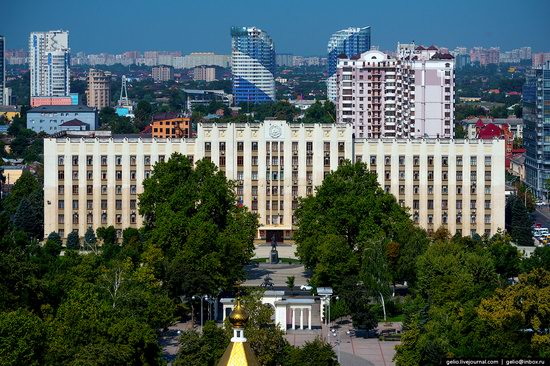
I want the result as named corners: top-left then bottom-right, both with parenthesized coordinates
top-left (533, 206), bottom-right (550, 228)
top-left (253, 243), bottom-right (298, 259)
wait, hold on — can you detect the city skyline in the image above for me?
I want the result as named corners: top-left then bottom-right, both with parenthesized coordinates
top-left (3, 0), bottom-right (550, 55)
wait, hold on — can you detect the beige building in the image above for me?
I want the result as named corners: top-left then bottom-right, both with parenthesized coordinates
top-left (43, 120), bottom-right (505, 239)
top-left (152, 65), bottom-right (173, 82)
top-left (86, 69), bottom-right (111, 109)
top-left (193, 66), bottom-right (217, 82)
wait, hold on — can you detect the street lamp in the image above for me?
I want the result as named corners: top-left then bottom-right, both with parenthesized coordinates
top-left (324, 295), bottom-right (339, 340)
top-left (192, 295), bottom-right (209, 333)
top-left (331, 328), bottom-right (341, 364)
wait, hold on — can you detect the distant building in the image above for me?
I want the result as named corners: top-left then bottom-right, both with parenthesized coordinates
top-left (152, 65), bottom-right (173, 82)
top-left (86, 69), bottom-right (111, 109)
top-left (27, 105), bottom-right (98, 133)
top-left (193, 66), bottom-right (217, 82)
top-left (231, 26), bottom-right (276, 104)
top-left (29, 30), bottom-right (70, 105)
top-left (30, 93), bottom-right (79, 107)
top-left (461, 117), bottom-right (523, 140)
top-left (327, 27), bottom-right (371, 101)
top-left (470, 47), bottom-right (500, 65)
top-left (183, 89), bottom-right (232, 112)
top-left (455, 54), bottom-right (471, 69)
top-left (0, 35), bottom-right (5, 106)
top-left (509, 152), bottom-right (526, 181)
top-left (150, 112), bottom-right (191, 138)
top-left (532, 53), bottom-right (550, 68)
top-left (524, 61), bottom-right (550, 197)
top-left (276, 53), bottom-right (294, 67)
top-left (176, 52), bottom-right (230, 69)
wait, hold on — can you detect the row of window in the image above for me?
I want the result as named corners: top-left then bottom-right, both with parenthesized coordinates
top-left (59, 155), bottom-right (166, 166)
top-left (58, 184), bottom-right (138, 195)
top-left (369, 155), bottom-right (491, 166)
top-left (59, 212), bottom-right (137, 225)
top-left (408, 199), bottom-right (491, 210)
top-left (59, 170), bottom-right (145, 181)
top-left (388, 185), bottom-right (492, 195)
top-left (381, 170), bottom-right (492, 181)
top-left (58, 199), bottom-right (138, 210)
top-left (412, 213), bottom-right (491, 225)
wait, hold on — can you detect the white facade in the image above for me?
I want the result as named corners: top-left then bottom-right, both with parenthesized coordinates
top-left (29, 31), bottom-right (70, 98)
top-left (44, 121), bottom-right (505, 240)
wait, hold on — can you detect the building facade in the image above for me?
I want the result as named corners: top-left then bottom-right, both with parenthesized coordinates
top-left (231, 26), bottom-right (276, 104)
top-left (336, 46), bottom-right (454, 139)
top-left (532, 53), bottom-right (550, 68)
top-left (183, 89), bottom-right (232, 112)
top-left (152, 65), bottom-right (173, 82)
top-left (150, 112), bottom-right (191, 138)
top-left (27, 105), bottom-right (98, 133)
top-left (524, 61), bottom-right (550, 197)
top-left (29, 31), bottom-right (70, 103)
top-left (86, 69), bottom-right (111, 109)
top-left (44, 120), bottom-right (505, 240)
top-left (327, 27), bottom-right (371, 102)
top-left (193, 66), bottom-right (217, 82)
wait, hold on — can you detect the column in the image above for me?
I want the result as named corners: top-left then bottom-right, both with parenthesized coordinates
top-left (292, 308), bottom-right (296, 330)
top-left (300, 308), bottom-right (304, 330)
top-left (308, 307), bottom-right (312, 330)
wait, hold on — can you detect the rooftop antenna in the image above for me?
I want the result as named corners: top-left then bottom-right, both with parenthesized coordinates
top-left (118, 75), bottom-right (129, 107)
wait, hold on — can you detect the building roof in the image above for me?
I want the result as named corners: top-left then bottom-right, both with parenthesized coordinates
top-left (152, 112), bottom-right (182, 121)
top-left (59, 119), bottom-right (87, 127)
top-left (431, 52), bottom-right (454, 60)
top-left (427, 45), bottom-right (438, 50)
top-left (28, 105), bottom-right (95, 113)
top-left (478, 123), bottom-right (503, 139)
top-left (462, 117), bottom-right (523, 126)
top-left (0, 106), bottom-right (21, 113)
top-left (475, 119), bottom-right (485, 128)
top-left (415, 45), bottom-right (426, 50)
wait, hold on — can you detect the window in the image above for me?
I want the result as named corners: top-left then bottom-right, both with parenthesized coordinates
top-left (86, 155), bottom-right (93, 165)
top-left (87, 171), bottom-right (93, 180)
top-left (457, 185), bottom-right (462, 194)
top-left (72, 156), bottom-right (79, 166)
top-left (72, 200), bottom-right (79, 210)
top-left (485, 215), bottom-right (491, 224)
top-left (101, 212), bottom-right (107, 224)
top-left (130, 213), bottom-right (137, 224)
top-left (442, 200), bottom-right (448, 209)
top-left (58, 170), bottom-right (64, 180)
top-left (72, 185), bottom-right (79, 194)
top-left (101, 155), bottom-right (108, 166)
top-left (428, 200), bottom-right (434, 209)
top-left (443, 185), bottom-right (448, 194)
top-left (130, 155), bottom-right (136, 166)
top-left (159, 155), bottom-right (165, 163)
top-left (457, 171), bottom-right (463, 180)
top-left (58, 200), bottom-right (64, 209)
top-left (58, 214), bottom-right (64, 224)
top-left (73, 213), bottom-right (79, 225)
top-left (72, 170), bottom-right (79, 180)
top-left (130, 185), bottom-right (137, 195)
top-left (116, 200), bottom-right (122, 210)
top-left (101, 171), bottom-right (107, 180)
top-left (456, 200), bottom-right (462, 209)
top-left (399, 171), bottom-right (405, 180)
top-left (116, 185), bottom-right (122, 194)
top-left (130, 170), bottom-right (136, 180)
top-left (414, 185), bottom-right (419, 194)
top-left (58, 156), bottom-right (65, 165)
top-left (485, 156), bottom-right (491, 166)
top-left (485, 186), bottom-right (491, 194)
top-left (252, 141), bottom-right (258, 151)
top-left (470, 200), bottom-right (477, 209)
top-left (87, 200), bottom-right (93, 210)
top-left (205, 142), bottom-right (211, 152)
top-left (485, 200), bottom-right (491, 209)
top-left (237, 141), bottom-right (244, 151)
top-left (144, 156), bottom-right (151, 165)
top-left (413, 200), bottom-right (419, 209)
top-left (428, 171), bottom-right (434, 181)
top-left (101, 185), bottom-right (107, 194)
top-left (116, 155), bottom-right (122, 165)
top-left (413, 156), bottom-right (419, 166)
top-left (116, 214), bottom-right (122, 224)
top-left (456, 156), bottom-right (463, 166)
top-left (116, 171), bottom-right (122, 180)
top-left (101, 200), bottom-right (107, 210)
top-left (219, 142), bottom-right (226, 151)
top-left (219, 156), bottom-right (226, 167)
top-left (58, 185), bottom-right (64, 195)
top-left (87, 185), bottom-right (93, 194)
top-left (428, 156), bottom-right (434, 166)
top-left (370, 156), bottom-right (377, 165)
top-left (470, 156), bottom-right (477, 166)
top-left (87, 213), bottom-right (93, 224)
top-left (338, 142), bottom-right (345, 153)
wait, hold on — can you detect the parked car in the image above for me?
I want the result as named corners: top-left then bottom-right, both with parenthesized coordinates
top-left (300, 284), bottom-right (313, 291)
top-left (536, 201), bottom-right (547, 207)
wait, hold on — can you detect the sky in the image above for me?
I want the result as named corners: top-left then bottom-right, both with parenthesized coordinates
top-left (3, 0), bottom-right (550, 55)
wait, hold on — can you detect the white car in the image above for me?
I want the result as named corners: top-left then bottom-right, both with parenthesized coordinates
top-left (300, 285), bottom-right (313, 291)
top-left (536, 201), bottom-right (546, 207)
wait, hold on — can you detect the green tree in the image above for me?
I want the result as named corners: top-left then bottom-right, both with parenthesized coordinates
top-left (134, 100), bottom-right (153, 130)
top-left (0, 309), bottom-right (45, 366)
top-left (286, 276), bottom-right (295, 293)
top-left (84, 226), bottom-right (98, 253)
top-left (139, 154), bottom-right (258, 299)
top-left (43, 232), bottom-right (62, 257)
top-left (3, 170), bottom-right (41, 214)
top-left (505, 194), bottom-right (533, 246)
top-left (285, 337), bottom-right (338, 366)
top-left (66, 231), bottom-right (80, 251)
top-left (477, 268), bottom-right (550, 357)
top-left (175, 321), bottom-right (228, 366)
top-left (13, 190), bottom-right (43, 239)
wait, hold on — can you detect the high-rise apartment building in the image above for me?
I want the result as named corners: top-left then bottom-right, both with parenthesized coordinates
top-left (336, 45), bottom-right (455, 139)
top-left (86, 69), bottom-right (111, 109)
top-left (231, 26), bottom-right (276, 104)
top-left (532, 53), bottom-right (550, 68)
top-left (470, 47), bottom-right (500, 65)
top-left (0, 35), bottom-right (5, 106)
top-left (44, 121), bottom-right (505, 240)
top-left (327, 27), bottom-right (371, 101)
top-left (152, 65), bottom-right (173, 82)
top-left (276, 53), bottom-right (294, 67)
top-left (29, 30), bottom-right (70, 103)
top-left (524, 61), bottom-right (550, 197)
top-left (193, 66), bottom-right (217, 82)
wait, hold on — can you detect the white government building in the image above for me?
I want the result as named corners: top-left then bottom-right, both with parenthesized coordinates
top-left (44, 120), bottom-right (505, 240)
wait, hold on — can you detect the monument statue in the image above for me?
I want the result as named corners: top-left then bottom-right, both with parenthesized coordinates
top-left (270, 234), bottom-right (279, 264)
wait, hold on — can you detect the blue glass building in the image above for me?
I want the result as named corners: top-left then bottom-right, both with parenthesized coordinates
top-left (524, 61), bottom-right (550, 197)
top-left (231, 26), bottom-right (276, 105)
top-left (326, 27), bottom-right (371, 101)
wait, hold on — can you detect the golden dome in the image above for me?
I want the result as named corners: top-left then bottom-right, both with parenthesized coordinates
top-left (229, 298), bottom-right (249, 328)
